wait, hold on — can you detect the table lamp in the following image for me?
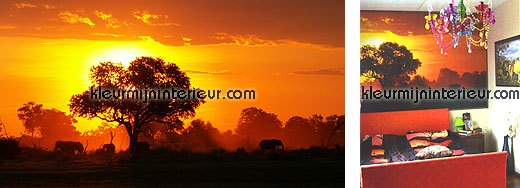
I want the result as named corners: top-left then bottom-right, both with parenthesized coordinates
top-left (454, 117), bottom-right (465, 131)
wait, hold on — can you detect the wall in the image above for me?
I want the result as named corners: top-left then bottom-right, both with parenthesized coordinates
top-left (443, 0), bottom-right (520, 165)
top-left (487, 0), bottom-right (520, 172)
top-left (446, 0), bottom-right (520, 153)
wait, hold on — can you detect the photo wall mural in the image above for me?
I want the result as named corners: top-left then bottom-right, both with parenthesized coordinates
top-left (360, 11), bottom-right (488, 113)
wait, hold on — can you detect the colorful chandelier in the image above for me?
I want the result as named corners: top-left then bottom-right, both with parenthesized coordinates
top-left (425, 0), bottom-right (495, 56)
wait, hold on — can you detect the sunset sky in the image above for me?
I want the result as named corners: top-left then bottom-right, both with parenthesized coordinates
top-left (0, 0), bottom-right (345, 135)
top-left (360, 11), bottom-right (486, 83)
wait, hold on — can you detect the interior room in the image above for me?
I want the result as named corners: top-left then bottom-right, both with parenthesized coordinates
top-left (360, 0), bottom-right (520, 187)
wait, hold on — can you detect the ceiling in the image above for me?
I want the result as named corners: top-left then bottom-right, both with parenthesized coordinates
top-left (361, 0), bottom-right (507, 11)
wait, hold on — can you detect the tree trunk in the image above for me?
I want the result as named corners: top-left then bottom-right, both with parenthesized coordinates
top-left (123, 122), bottom-right (138, 154)
top-left (129, 132), bottom-right (138, 154)
top-left (124, 122), bottom-right (142, 159)
top-left (377, 78), bottom-right (386, 89)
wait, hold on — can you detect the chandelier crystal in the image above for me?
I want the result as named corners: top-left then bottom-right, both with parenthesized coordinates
top-left (425, 0), bottom-right (495, 56)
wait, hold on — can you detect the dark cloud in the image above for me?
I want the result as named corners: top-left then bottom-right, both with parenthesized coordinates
top-left (361, 11), bottom-right (430, 36)
top-left (185, 70), bottom-right (232, 75)
top-left (0, 0), bottom-right (344, 48)
top-left (408, 48), bottom-right (434, 52)
top-left (294, 69), bottom-right (344, 76)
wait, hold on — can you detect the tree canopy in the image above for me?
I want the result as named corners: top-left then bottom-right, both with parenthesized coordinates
top-left (360, 42), bottom-right (422, 88)
top-left (183, 119), bottom-right (222, 151)
top-left (69, 57), bottom-right (204, 153)
top-left (235, 107), bottom-right (283, 145)
top-left (17, 102), bottom-right (79, 140)
top-left (17, 102), bottom-right (43, 137)
top-left (284, 116), bottom-right (316, 147)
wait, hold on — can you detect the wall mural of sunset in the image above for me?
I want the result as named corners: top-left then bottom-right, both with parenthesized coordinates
top-left (361, 11), bottom-right (488, 113)
top-left (0, 0), bottom-right (345, 186)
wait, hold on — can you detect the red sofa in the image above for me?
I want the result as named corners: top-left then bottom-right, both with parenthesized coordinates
top-left (360, 108), bottom-right (507, 188)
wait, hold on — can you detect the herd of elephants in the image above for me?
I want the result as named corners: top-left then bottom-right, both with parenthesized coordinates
top-left (53, 139), bottom-right (285, 155)
top-left (0, 115), bottom-right (344, 159)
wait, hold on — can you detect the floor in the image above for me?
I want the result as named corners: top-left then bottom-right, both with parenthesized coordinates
top-left (508, 175), bottom-right (520, 188)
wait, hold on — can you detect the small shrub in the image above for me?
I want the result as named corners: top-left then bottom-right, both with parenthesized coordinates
top-left (0, 138), bottom-right (21, 159)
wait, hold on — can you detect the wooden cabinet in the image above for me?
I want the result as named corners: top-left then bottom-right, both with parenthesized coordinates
top-left (459, 134), bottom-right (485, 153)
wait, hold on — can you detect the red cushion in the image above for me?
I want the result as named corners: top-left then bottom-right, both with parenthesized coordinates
top-left (372, 136), bottom-right (383, 146)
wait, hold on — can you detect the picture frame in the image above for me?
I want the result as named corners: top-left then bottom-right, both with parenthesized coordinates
top-left (463, 112), bottom-right (471, 121)
top-left (464, 120), bottom-right (474, 131)
top-left (495, 35), bottom-right (520, 86)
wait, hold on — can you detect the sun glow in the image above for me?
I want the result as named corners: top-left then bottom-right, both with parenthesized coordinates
top-left (360, 34), bottom-right (387, 47)
top-left (77, 43), bottom-right (158, 88)
top-left (94, 45), bottom-right (155, 67)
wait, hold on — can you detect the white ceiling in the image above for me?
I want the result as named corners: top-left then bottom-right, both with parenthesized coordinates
top-left (361, 0), bottom-right (507, 11)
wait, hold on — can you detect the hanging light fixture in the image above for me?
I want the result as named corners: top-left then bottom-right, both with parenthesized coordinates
top-left (425, 0), bottom-right (495, 56)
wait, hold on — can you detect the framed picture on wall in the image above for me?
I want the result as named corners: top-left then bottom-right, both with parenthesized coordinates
top-left (496, 35), bottom-right (520, 86)
top-left (463, 112), bottom-right (471, 121)
top-left (464, 120), bottom-right (474, 130)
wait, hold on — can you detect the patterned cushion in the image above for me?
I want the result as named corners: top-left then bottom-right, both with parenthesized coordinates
top-left (409, 140), bottom-right (432, 148)
top-left (370, 158), bottom-right (388, 164)
top-left (415, 145), bottom-right (453, 159)
top-left (407, 130), bottom-right (449, 141)
top-left (371, 149), bottom-right (385, 157)
top-left (372, 135), bottom-right (383, 146)
top-left (370, 135), bottom-right (385, 158)
top-left (431, 130), bottom-right (449, 140)
top-left (406, 132), bottom-right (431, 141)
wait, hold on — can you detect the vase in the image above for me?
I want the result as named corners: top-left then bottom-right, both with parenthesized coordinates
top-left (503, 135), bottom-right (515, 175)
top-left (511, 136), bottom-right (516, 174)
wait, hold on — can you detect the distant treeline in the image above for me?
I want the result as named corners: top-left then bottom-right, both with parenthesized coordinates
top-left (11, 103), bottom-right (344, 152)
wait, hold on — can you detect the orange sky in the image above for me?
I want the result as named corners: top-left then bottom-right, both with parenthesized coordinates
top-left (360, 11), bottom-right (486, 82)
top-left (0, 0), bottom-right (345, 135)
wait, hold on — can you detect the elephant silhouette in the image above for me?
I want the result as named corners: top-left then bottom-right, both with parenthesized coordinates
top-left (259, 139), bottom-right (284, 152)
top-left (0, 138), bottom-right (22, 159)
top-left (55, 140), bottom-right (84, 155)
top-left (102, 130), bottom-right (116, 155)
top-left (102, 144), bottom-right (115, 154)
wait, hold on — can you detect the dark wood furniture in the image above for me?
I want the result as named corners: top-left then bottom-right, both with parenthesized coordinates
top-left (459, 134), bottom-right (485, 153)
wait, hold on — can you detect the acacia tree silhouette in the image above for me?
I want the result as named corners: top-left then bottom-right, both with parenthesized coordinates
top-left (284, 116), bottom-right (316, 147)
top-left (183, 119), bottom-right (221, 151)
top-left (16, 102), bottom-right (43, 138)
top-left (360, 42), bottom-right (422, 88)
top-left (69, 57), bottom-right (204, 154)
top-left (17, 102), bottom-right (79, 140)
top-left (235, 107), bottom-right (283, 148)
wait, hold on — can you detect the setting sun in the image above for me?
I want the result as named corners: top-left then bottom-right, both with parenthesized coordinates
top-left (92, 45), bottom-right (155, 67)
